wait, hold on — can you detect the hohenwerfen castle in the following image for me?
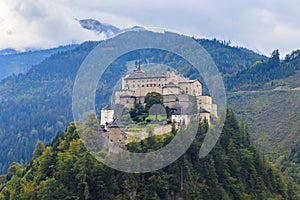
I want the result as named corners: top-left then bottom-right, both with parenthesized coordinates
top-left (114, 66), bottom-right (217, 118)
top-left (100, 65), bottom-right (218, 145)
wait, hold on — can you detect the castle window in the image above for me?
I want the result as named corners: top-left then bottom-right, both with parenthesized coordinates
top-left (150, 84), bottom-right (152, 87)
top-left (158, 84), bottom-right (160, 86)
top-left (154, 84), bottom-right (156, 87)
top-left (186, 87), bottom-right (188, 94)
top-left (142, 85), bottom-right (144, 87)
top-left (146, 84), bottom-right (148, 87)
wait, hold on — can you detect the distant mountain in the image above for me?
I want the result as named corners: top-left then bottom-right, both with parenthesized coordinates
top-left (79, 19), bottom-right (120, 37)
top-left (0, 19), bottom-right (145, 81)
top-left (0, 48), bottom-right (20, 56)
top-left (0, 45), bottom-right (79, 80)
top-left (78, 18), bottom-right (145, 38)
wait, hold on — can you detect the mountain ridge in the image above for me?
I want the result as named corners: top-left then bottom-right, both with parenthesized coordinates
top-left (78, 18), bottom-right (145, 38)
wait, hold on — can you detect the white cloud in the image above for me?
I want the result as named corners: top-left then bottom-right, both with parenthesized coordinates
top-left (0, 0), bottom-right (299, 56)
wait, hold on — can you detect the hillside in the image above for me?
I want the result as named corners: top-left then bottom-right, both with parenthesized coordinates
top-left (0, 110), bottom-right (298, 199)
top-left (0, 42), bottom-right (98, 173)
top-left (279, 140), bottom-right (300, 183)
top-left (227, 67), bottom-right (300, 182)
top-left (196, 38), bottom-right (266, 76)
top-left (0, 37), bottom-right (265, 174)
top-left (226, 51), bottom-right (300, 182)
top-left (226, 49), bottom-right (300, 91)
top-left (228, 90), bottom-right (300, 157)
top-left (0, 45), bottom-right (79, 80)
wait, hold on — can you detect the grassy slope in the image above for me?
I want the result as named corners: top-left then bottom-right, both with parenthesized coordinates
top-left (228, 90), bottom-right (300, 159)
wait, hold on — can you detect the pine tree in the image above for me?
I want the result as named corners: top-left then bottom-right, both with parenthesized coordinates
top-left (33, 140), bottom-right (45, 158)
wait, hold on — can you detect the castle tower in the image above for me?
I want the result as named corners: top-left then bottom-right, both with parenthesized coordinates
top-left (100, 105), bottom-right (114, 126)
top-left (107, 118), bottom-right (127, 144)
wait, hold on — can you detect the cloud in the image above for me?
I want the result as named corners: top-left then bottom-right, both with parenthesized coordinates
top-left (0, 0), bottom-right (102, 51)
top-left (0, 0), bottom-right (299, 56)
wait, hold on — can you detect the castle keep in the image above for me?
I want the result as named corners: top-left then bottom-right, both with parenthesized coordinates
top-left (114, 66), bottom-right (217, 118)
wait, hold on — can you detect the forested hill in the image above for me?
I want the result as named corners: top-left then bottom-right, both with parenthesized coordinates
top-left (226, 49), bottom-right (300, 91)
top-left (0, 37), bottom-right (266, 174)
top-left (0, 109), bottom-right (298, 199)
top-left (196, 38), bottom-right (266, 75)
top-left (0, 41), bottom-right (99, 173)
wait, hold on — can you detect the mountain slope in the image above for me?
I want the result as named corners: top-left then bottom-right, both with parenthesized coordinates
top-left (0, 45), bottom-right (79, 80)
top-left (0, 110), bottom-right (298, 199)
top-left (226, 51), bottom-right (300, 182)
top-left (197, 39), bottom-right (266, 76)
top-left (228, 90), bottom-right (300, 157)
top-left (226, 49), bottom-right (300, 91)
top-left (0, 41), bottom-right (98, 173)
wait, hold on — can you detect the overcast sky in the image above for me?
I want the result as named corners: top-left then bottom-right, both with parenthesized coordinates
top-left (0, 0), bottom-right (299, 56)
